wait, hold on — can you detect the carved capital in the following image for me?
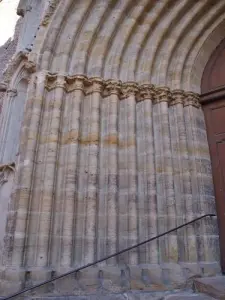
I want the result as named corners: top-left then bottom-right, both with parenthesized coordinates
top-left (45, 73), bottom-right (66, 91)
top-left (7, 89), bottom-right (17, 97)
top-left (86, 77), bottom-right (105, 95)
top-left (155, 87), bottom-right (171, 104)
top-left (0, 163), bottom-right (15, 187)
top-left (170, 89), bottom-right (185, 106)
top-left (24, 60), bottom-right (36, 73)
top-left (184, 92), bottom-right (200, 108)
top-left (66, 75), bottom-right (88, 92)
top-left (41, 0), bottom-right (60, 26)
top-left (45, 73), bottom-right (57, 90)
top-left (55, 75), bottom-right (66, 89)
top-left (121, 82), bottom-right (139, 99)
top-left (104, 79), bottom-right (122, 97)
top-left (137, 84), bottom-right (155, 102)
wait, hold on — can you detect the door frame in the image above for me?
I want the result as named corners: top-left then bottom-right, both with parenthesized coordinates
top-left (200, 87), bottom-right (225, 274)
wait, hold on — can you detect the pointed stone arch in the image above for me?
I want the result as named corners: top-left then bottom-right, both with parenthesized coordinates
top-left (30, 0), bottom-right (225, 93)
top-left (2, 1), bottom-right (225, 295)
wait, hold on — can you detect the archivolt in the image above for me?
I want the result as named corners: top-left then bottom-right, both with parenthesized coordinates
top-left (34, 0), bottom-right (225, 93)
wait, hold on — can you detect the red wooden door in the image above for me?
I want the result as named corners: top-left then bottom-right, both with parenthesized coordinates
top-left (203, 99), bottom-right (225, 273)
top-left (201, 37), bottom-right (225, 274)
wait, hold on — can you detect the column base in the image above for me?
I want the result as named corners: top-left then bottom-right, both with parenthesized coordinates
top-left (0, 262), bottom-right (221, 297)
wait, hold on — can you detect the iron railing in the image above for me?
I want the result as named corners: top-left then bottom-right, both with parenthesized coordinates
top-left (3, 213), bottom-right (216, 300)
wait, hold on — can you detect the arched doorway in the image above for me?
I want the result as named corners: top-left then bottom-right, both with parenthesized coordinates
top-left (201, 37), bottom-right (225, 274)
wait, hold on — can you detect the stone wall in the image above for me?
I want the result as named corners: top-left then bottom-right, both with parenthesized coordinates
top-left (0, 0), bottom-right (224, 296)
top-left (0, 73), bottom-right (219, 295)
top-left (0, 18), bottom-right (22, 104)
top-left (0, 18), bottom-right (21, 82)
top-left (16, 0), bottom-right (47, 52)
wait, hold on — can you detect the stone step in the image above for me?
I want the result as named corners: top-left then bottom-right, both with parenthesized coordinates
top-left (30, 292), bottom-right (215, 300)
top-left (164, 293), bottom-right (216, 299)
top-left (194, 276), bottom-right (225, 299)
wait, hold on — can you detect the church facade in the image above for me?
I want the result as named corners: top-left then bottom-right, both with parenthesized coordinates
top-left (0, 0), bottom-right (225, 296)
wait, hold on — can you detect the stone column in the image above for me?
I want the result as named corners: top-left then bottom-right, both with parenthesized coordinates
top-left (184, 93), bottom-right (219, 265)
top-left (26, 74), bottom-right (65, 267)
top-left (97, 80), bottom-right (120, 265)
top-left (0, 164), bottom-right (15, 261)
top-left (75, 77), bottom-right (104, 265)
top-left (136, 84), bottom-right (157, 264)
top-left (118, 83), bottom-right (138, 265)
top-left (10, 72), bottom-right (46, 267)
top-left (183, 93), bottom-right (204, 263)
top-left (51, 75), bottom-right (86, 268)
top-left (169, 90), bottom-right (196, 263)
top-left (154, 87), bottom-right (178, 263)
top-left (0, 89), bottom-right (17, 163)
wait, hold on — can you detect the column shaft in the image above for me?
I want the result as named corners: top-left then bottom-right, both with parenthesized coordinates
top-left (118, 84), bottom-right (138, 265)
top-left (136, 86), bottom-right (157, 264)
top-left (75, 78), bottom-right (103, 265)
top-left (154, 88), bottom-right (178, 263)
top-left (11, 73), bottom-right (45, 266)
top-left (97, 84), bottom-right (119, 265)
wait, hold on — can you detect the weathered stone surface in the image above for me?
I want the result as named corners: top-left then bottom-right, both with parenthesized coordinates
top-left (0, 0), bottom-right (224, 295)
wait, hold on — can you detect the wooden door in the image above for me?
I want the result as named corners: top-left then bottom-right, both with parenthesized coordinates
top-left (203, 98), bottom-right (225, 273)
top-left (201, 37), bottom-right (225, 274)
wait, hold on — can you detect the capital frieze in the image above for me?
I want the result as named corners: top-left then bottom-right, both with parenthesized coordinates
top-left (45, 73), bottom-right (66, 91)
top-left (104, 79), bottom-right (122, 97)
top-left (155, 87), bottom-right (171, 104)
top-left (121, 82), bottom-right (139, 99)
top-left (184, 92), bottom-right (200, 108)
top-left (170, 89), bottom-right (185, 106)
top-left (66, 75), bottom-right (88, 92)
top-left (55, 75), bottom-right (67, 89)
top-left (86, 77), bottom-right (105, 95)
top-left (137, 84), bottom-right (155, 102)
top-left (43, 73), bottom-right (201, 108)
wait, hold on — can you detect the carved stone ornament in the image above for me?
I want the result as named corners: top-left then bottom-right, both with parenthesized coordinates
top-left (41, 0), bottom-right (61, 26)
top-left (2, 51), bottom-right (29, 84)
top-left (170, 89), bottom-right (185, 106)
top-left (137, 84), bottom-right (155, 102)
top-left (104, 79), bottom-right (122, 97)
top-left (154, 86), bottom-right (171, 104)
top-left (85, 77), bottom-right (105, 95)
top-left (66, 75), bottom-right (88, 93)
top-left (7, 89), bottom-right (17, 97)
top-left (45, 73), bottom-right (66, 91)
top-left (121, 82), bottom-right (139, 99)
top-left (184, 92), bottom-right (201, 108)
top-left (43, 73), bottom-right (200, 108)
top-left (0, 163), bottom-right (15, 188)
top-left (24, 60), bottom-right (36, 73)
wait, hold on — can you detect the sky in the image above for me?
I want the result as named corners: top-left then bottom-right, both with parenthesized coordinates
top-left (0, 0), bottom-right (20, 46)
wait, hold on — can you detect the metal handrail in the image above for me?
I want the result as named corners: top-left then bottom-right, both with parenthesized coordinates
top-left (3, 213), bottom-right (216, 300)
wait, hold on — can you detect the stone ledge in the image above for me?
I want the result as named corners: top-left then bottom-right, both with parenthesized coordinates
top-left (25, 291), bottom-right (216, 300)
top-left (165, 293), bottom-right (215, 299)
